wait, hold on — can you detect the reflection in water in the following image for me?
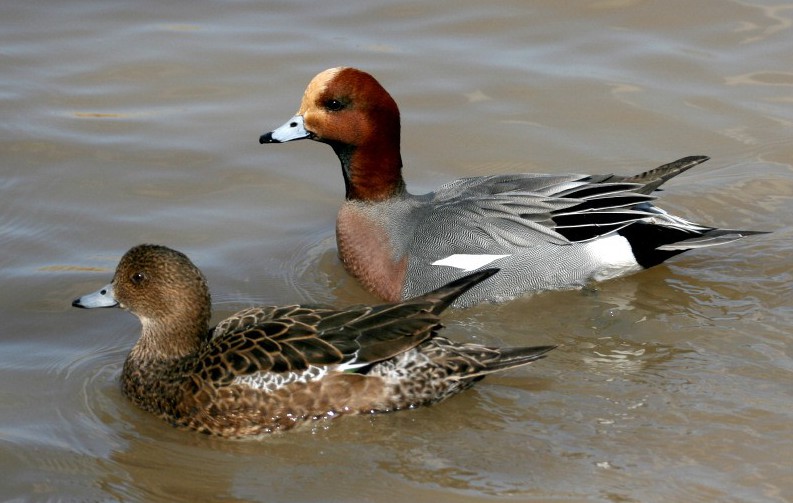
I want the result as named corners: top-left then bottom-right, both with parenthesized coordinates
top-left (735, 2), bottom-right (793, 44)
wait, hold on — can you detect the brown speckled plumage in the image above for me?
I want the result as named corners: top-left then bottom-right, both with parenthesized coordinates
top-left (73, 244), bottom-right (554, 437)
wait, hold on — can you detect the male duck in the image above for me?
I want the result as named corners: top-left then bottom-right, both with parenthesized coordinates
top-left (260, 67), bottom-right (765, 307)
top-left (72, 244), bottom-right (554, 437)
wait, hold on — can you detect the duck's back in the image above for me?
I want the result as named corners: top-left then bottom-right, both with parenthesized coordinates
top-left (402, 173), bottom-right (649, 305)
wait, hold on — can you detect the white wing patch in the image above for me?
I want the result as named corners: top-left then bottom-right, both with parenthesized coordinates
top-left (431, 254), bottom-right (511, 271)
top-left (232, 365), bottom-right (327, 393)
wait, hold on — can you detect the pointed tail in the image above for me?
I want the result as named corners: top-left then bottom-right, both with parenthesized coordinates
top-left (656, 228), bottom-right (770, 251)
top-left (617, 155), bottom-right (710, 195)
top-left (477, 345), bottom-right (557, 375)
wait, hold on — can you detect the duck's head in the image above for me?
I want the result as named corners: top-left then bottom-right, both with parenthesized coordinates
top-left (73, 244), bottom-right (211, 358)
top-left (260, 67), bottom-right (400, 148)
top-left (260, 67), bottom-right (405, 201)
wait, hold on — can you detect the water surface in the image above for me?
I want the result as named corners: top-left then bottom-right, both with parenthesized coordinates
top-left (1, 0), bottom-right (792, 501)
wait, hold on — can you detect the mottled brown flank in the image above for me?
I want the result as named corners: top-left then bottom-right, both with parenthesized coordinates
top-left (118, 300), bottom-right (431, 436)
top-left (88, 245), bottom-right (552, 437)
top-left (336, 204), bottom-right (407, 303)
top-left (122, 356), bottom-right (389, 436)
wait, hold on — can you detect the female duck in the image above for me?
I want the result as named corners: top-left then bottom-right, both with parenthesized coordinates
top-left (260, 67), bottom-right (764, 307)
top-left (73, 244), bottom-right (553, 437)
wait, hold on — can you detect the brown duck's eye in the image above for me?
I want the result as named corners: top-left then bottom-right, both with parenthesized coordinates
top-left (324, 99), bottom-right (345, 112)
top-left (131, 272), bottom-right (146, 285)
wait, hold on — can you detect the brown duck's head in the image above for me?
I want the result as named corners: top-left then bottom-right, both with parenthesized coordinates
top-left (261, 67), bottom-right (401, 149)
top-left (73, 244), bottom-right (212, 358)
top-left (260, 67), bottom-right (405, 201)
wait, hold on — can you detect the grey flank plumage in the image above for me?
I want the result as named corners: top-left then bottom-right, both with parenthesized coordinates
top-left (393, 156), bottom-right (768, 306)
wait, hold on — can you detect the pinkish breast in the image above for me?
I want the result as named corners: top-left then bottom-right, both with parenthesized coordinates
top-left (336, 203), bottom-right (407, 302)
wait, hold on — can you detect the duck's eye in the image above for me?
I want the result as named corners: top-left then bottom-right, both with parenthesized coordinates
top-left (131, 272), bottom-right (146, 285)
top-left (324, 99), bottom-right (345, 112)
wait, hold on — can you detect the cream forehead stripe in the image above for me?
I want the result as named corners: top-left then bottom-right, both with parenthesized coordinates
top-left (299, 67), bottom-right (346, 113)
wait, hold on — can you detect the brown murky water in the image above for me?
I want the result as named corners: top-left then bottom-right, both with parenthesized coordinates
top-left (2, 0), bottom-right (791, 501)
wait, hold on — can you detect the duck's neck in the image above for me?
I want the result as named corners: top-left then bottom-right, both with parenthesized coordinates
top-left (129, 316), bottom-right (207, 363)
top-left (331, 141), bottom-right (406, 202)
top-left (122, 317), bottom-right (208, 415)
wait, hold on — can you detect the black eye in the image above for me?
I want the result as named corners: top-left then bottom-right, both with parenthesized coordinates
top-left (324, 99), bottom-right (345, 112)
top-left (131, 272), bottom-right (146, 285)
